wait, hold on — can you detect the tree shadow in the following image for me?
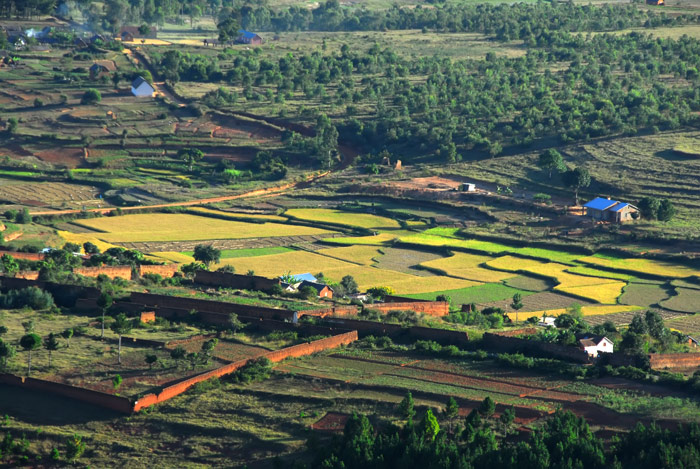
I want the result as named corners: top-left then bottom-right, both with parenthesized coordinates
top-left (655, 149), bottom-right (693, 161)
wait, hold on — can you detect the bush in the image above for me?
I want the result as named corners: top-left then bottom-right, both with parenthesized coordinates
top-left (81, 88), bottom-right (101, 105)
top-left (0, 287), bottom-right (54, 310)
top-left (229, 357), bottom-right (272, 384)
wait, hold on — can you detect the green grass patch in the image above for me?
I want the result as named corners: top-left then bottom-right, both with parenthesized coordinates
top-left (503, 275), bottom-right (554, 292)
top-left (660, 287), bottom-right (700, 313)
top-left (619, 282), bottom-right (672, 308)
top-left (402, 282), bottom-right (534, 304)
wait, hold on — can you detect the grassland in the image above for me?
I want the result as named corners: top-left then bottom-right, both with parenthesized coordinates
top-left (619, 282), bottom-right (672, 307)
top-left (285, 208), bottom-right (403, 229)
top-left (403, 282), bottom-right (532, 304)
top-left (579, 255), bottom-right (700, 279)
top-left (505, 305), bottom-right (643, 321)
top-left (419, 253), bottom-right (516, 282)
top-left (660, 287), bottom-right (700, 313)
top-left (71, 214), bottom-right (334, 243)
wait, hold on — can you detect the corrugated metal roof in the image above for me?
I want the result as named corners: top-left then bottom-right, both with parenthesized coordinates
top-left (583, 197), bottom-right (618, 211)
top-left (238, 30), bottom-right (259, 40)
top-left (609, 203), bottom-right (629, 212)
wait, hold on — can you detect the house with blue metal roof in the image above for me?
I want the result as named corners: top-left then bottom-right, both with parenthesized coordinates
top-left (583, 197), bottom-right (639, 223)
top-left (237, 30), bottom-right (262, 45)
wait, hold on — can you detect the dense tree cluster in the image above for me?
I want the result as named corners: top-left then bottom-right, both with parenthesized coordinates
top-left (0, 0), bottom-right (55, 18)
top-left (226, 1), bottom-right (699, 39)
top-left (309, 402), bottom-right (700, 469)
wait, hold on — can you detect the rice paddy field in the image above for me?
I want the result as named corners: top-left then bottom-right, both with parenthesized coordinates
top-left (52, 207), bottom-right (700, 312)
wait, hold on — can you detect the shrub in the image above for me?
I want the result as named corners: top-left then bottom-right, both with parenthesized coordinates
top-left (81, 88), bottom-right (101, 105)
top-left (229, 357), bottom-right (272, 384)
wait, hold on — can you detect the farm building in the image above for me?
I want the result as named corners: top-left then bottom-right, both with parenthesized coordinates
top-left (282, 273), bottom-right (318, 283)
top-left (583, 197), bottom-right (639, 223)
top-left (461, 183), bottom-right (476, 192)
top-left (119, 25), bottom-right (157, 41)
top-left (89, 60), bottom-right (116, 79)
top-left (203, 38), bottom-right (220, 47)
top-left (300, 280), bottom-right (334, 299)
top-left (578, 336), bottom-right (614, 357)
top-left (131, 77), bottom-right (155, 97)
top-left (646, 0), bottom-right (664, 5)
top-left (237, 30), bottom-right (263, 45)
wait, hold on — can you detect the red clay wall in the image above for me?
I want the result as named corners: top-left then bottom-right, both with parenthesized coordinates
top-left (649, 353), bottom-right (700, 370)
top-left (133, 330), bottom-right (358, 412)
top-left (0, 250), bottom-right (44, 261)
top-left (321, 318), bottom-right (470, 346)
top-left (494, 328), bottom-right (538, 337)
top-left (0, 373), bottom-right (133, 414)
top-left (368, 301), bottom-right (449, 317)
top-left (15, 271), bottom-right (39, 280)
top-left (299, 305), bottom-right (360, 318)
top-left (482, 332), bottom-right (590, 363)
top-left (139, 264), bottom-right (180, 278)
top-left (194, 271), bottom-right (280, 291)
top-left (140, 311), bottom-right (156, 323)
top-left (74, 266), bottom-right (133, 280)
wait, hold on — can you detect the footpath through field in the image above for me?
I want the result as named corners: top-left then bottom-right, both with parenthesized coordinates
top-left (29, 171), bottom-right (329, 216)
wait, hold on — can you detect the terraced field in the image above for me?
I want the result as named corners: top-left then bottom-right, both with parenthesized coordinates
top-left (285, 208), bottom-right (403, 230)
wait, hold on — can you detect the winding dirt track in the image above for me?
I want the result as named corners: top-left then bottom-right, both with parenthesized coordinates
top-left (29, 171), bottom-right (329, 216)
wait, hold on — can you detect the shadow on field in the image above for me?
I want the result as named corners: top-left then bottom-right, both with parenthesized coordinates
top-left (655, 149), bottom-right (693, 161)
top-left (0, 386), bottom-right (120, 425)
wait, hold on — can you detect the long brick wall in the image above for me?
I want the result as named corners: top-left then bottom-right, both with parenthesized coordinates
top-left (139, 264), bottom-right (180, 278)
top-left (368, 301), bottom-right (449, 317)
top-left (15, 271), bottom-right (39, 280)
top-left (132, 330), bottom-right (358, 412)
top-left (0, 250), bottom-right (44, 261)
top-left (74, 266), bottom-right (133, 280)
top-left (194, 271), bottom-right (280, 291)
top-left (0, 373), bottom-right (133, 413)
top-left (482, 332), bottom-right (590, 363)
top-left (649, 353), bottom-right (700, 370)
top-left (321, 318), bottom-right (470, 346)
top-left (299, 305), bottom-right (360, 318)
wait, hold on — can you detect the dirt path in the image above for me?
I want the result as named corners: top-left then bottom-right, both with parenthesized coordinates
top-left (29, 172), bottom-right (329, 216)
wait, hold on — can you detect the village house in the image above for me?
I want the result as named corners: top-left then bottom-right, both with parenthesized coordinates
top-left (279, 273), bottom-right (333, 298)
top-left (578, 335), bottom-right (614, 357)
top-left (300, 280), bottom-right (334, 299)
top-left (131, 76), bottom-right (155, 97)
top-left (119, 25), bottom-right (157, 42)
top-left (237, 30), bottom-right (263, 45)
top-left (583, 197), bottom-right (639, 223)
top-left (89, 60), bottom-right (116, 80)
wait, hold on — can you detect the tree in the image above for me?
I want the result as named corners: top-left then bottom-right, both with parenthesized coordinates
top-left (43, 332), bottom-right (60, 368)
top-left (225, 314), bottom-right (244, 335)
top-left (538, 149), bottom-right (565, 179)
top-left (193, 244), bottom-right (221, 268)
top-left (397, 391), bottom-right (415, 420)
top-left (478, 396), bottom-right (495, 418)
top-left (83, 242), bottom-right (100, 254)
top-left (20, 333), bottom-right (41, 376)
top-left (111, 71), bottom-right (121, 89)
top-left (638, 197), bottom-right (660, 220)
top-left (0, 339), bottom-right (16, 370)
top-left (181, 262), bottom-right (206, 277)
top-left (499, 406), bottom-right (516, 434)
top-left (145, 354), bottom-right (158, 369)
top-left (340, 275), bottom-right (359, 295)
top-left (97, 292), bottom-right (113, 339)
top-left (217, 15), bottom-right (241, 43)
top-left (420, 409), bottom-right (440, 441)
top-left (0, 254), bottom-right (19, 277)
top-left (511, 293), bottom-right (523, 324)
top-left (110, 313), bottom-right (133, 364)
top-left (170, 345), bottom-right (186, 368)
top-left (657, 199), bottom-right (675, 222)
top-left (61, 328), bottom-right (74, 348)
top-left (177, 147), bottom-right (204, 171)
top-left (65, 434), bottom-right (86, 463)
top-left (444, 397), bottom-right (459, 430)
top-left (6, 117), bottom-right (17, 134)
top-left (81, 88), bottom-right (102, 105)
top-left (112, 374), bottom-right (122, 392)
top-left (629, 314), bottom-right (648, 335)
top-left (16, 208), bottom-right (32, 224)
top-left (563, 167), bottom-right (591, 205)
top-left (200, 338), bottom-right (218, 365)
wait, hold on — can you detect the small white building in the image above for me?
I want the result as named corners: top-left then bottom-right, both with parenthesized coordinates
top-left (131, 76), bottom-right (155, 97)
top-left (538, 316), bottom-right (556, 328)
top-left (579, 336), bottom-right (614, 357)
top-left (461, 183), bottom-right (476, 192)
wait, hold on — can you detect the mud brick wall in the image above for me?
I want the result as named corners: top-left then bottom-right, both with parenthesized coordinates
top-left (299, 305), bottom-right (360, 318)
top-left (406, 325), bottom-right (470, 346)
top-left (130, 292), bottom-right (296, 321)
top-left (368, 301), bottom-right (449, 317)
top-left (0, 373), bottom-right (133, 414)
top-left (321, 318), bottom-right (469, 346)
top-left (140, 311), bottom-right (156, 323)
top-left (15, 271), bottom-right (39, 280)
top-left (482, 332), bottom-right (590, 363)
top-left (139, 264), bottom-right (180, 278)
top-left (249, 319), bottom-right (350, 337)
top-left (132, 330), bottom-right (358, 412)
top-left (493, 328), bottom-right (538, 337)
top-left (649, 353), bottom-right (700, 370)
top-left (0, 250), bottom-right (44, 261)
top-left (194, 271), bottom-right (280, 291)
top-left (384, 295), bottom-right (431, 303)
top-left (74, 266), bottom-right (133, 280)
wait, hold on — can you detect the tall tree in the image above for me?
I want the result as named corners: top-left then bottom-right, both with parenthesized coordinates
top-left (177, 147), bottom-right (204, 171)
top-left (511, 293), bottom-right (523, 324)
top-left (43, 332), bottom-right (60, 368)
top-left (20, 333), bottom-right (41, 376)
top-left (398, 391), bottom-right (416, 420)
top-left (563, 167), bottom-right (591, 205)
top-left (637, 197), bottom-right (660, 220)
top-left (537, 149), bottom-right (565, 179)
top-left (110, 313), bottom-right (133, 365)
top-left (97, 292), bottom-right (113, 339)
top-left (657, 199), bottom-right (675, 222)
top-left (193, 244), bottom-right (221, 268)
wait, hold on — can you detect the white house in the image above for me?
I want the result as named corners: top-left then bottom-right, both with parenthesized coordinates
top-left (538, 316), bottom-right (556, 327)
top-left (579, 336), bottom-right (614, 357)
top-left (131, 76), bottom-right (155, 97)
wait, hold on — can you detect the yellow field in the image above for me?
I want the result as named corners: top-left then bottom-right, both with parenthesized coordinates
top-left (285, 208), bottom-right (401, 229)
top-left (557, 283), bottom-right (627, 304)
top-left (57, 230), bottom-right (120, 253)
top-left (316, 246), bottom-right (383, 265)
top-left (188, 207), bottom-right (288, 222)
top-left (71, 214), bottom-right (333, 242)
top-left (579, 256), bottom-right (700, 279)
top-left (150, 251), bottom-right (195, 264)
top-left (122, 39), bottom-right (172, 45)
top-left (484, 255), bottom-right (544, 273)
top-left (420, 253), bottom-right (516, 282)
top-left (506, 304), bottom-right (643, 321)
top-left (321, 232), bottom-right (411, 246)
top-left (217, 250), bottom-right (478, 294)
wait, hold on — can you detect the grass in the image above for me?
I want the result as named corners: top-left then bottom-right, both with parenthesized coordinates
top-left (419, 253), bottom-right (516, 282)
top-left (503, 276), bottom-right (555, 292)
top-left (187, 206), bottom-right (288, 222)
top-left (285, 208), bottom-right (402, 230)
top-left (660, 287), bottom-right (700, 313)
top-left (70, 214), bottom-right (334, 243)
top-left (619, 282), bottom-right (673, 307)
top-left (320, 232), bottom-right (405, 246)
top-left (315, 245), bottom-right (384, 265)
top-left (403, 282), bottom-right (533, 304)
top-left (183, 246), bottom-right (294, 259)
top-left (579, 255), bottom-right (700, 279)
